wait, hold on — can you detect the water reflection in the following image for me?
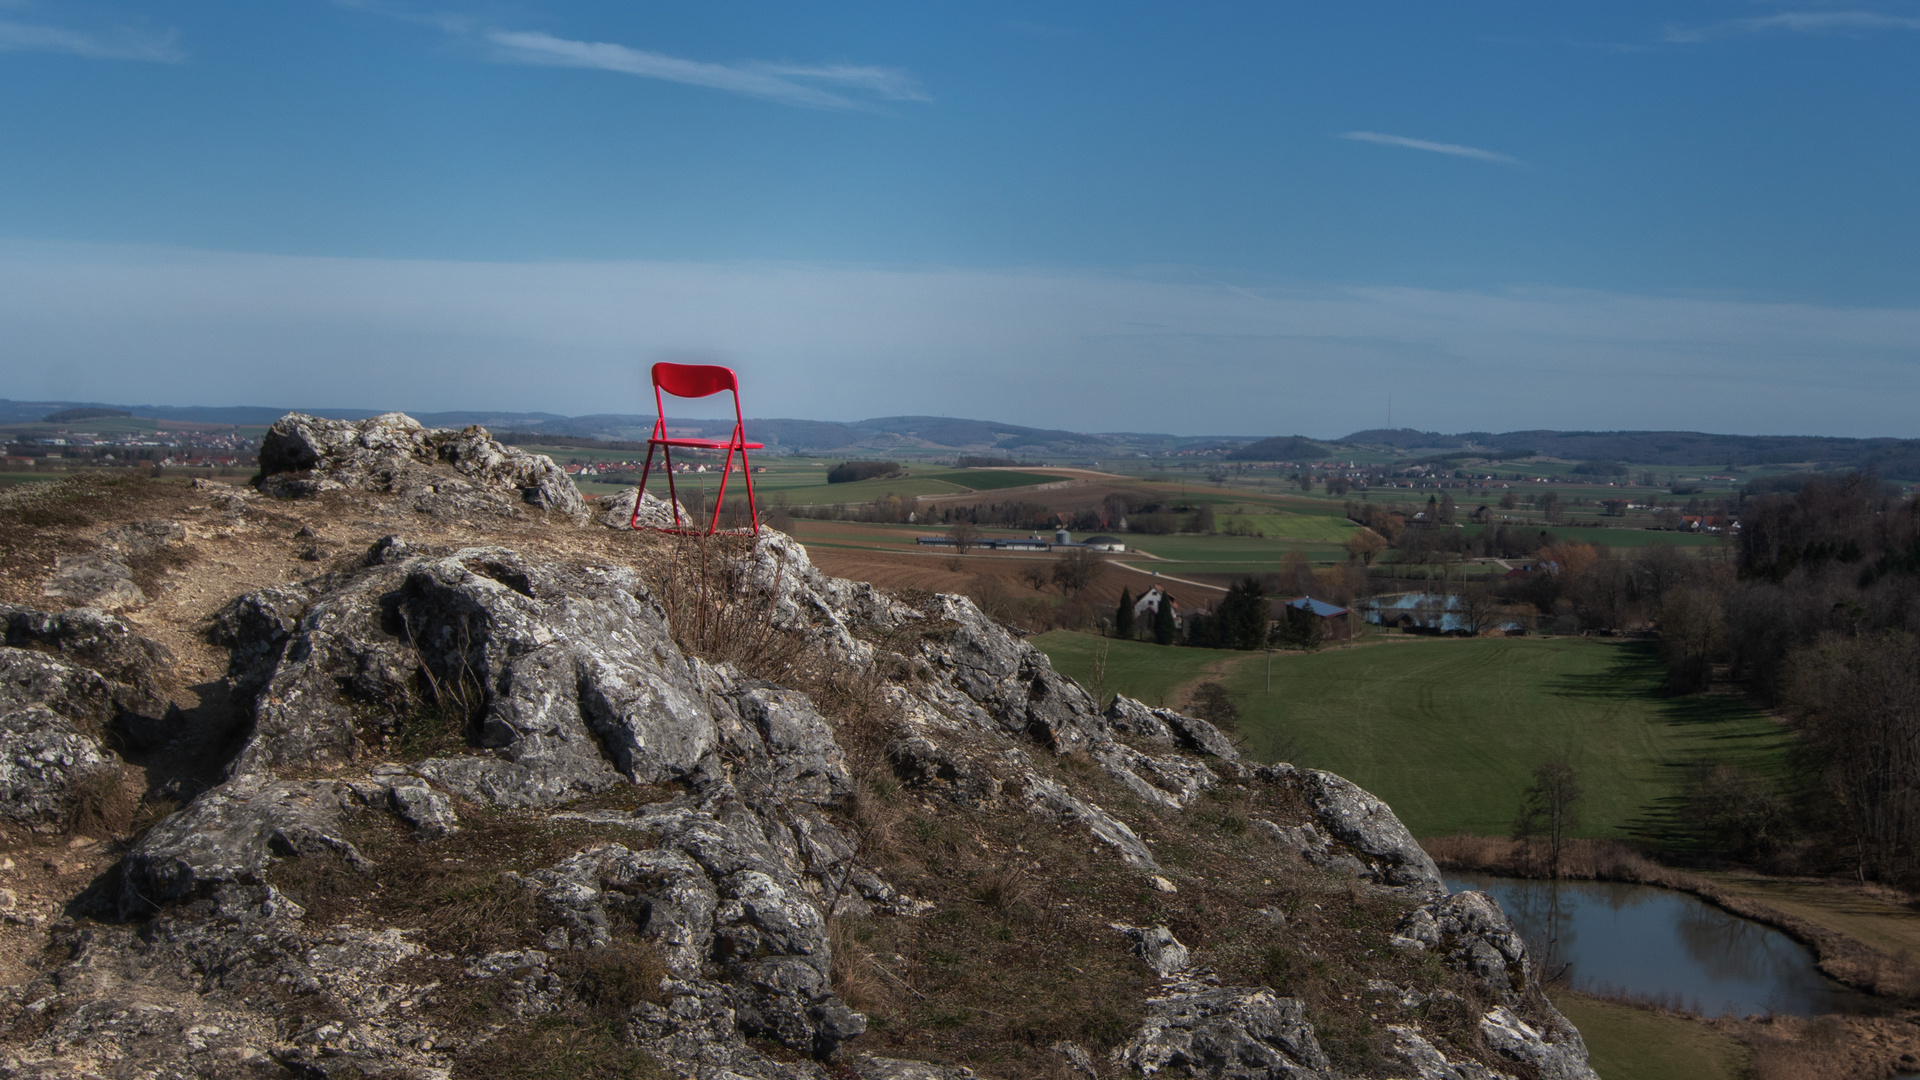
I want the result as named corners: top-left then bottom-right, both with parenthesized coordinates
top-left (1448, 872), bottom-right (1885, 1018)
top-left (1360, 592), bottom-right (1523, 634)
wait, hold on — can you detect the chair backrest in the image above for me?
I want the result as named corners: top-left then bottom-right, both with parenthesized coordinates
top-left (652, 362), bottom-right (739, 400)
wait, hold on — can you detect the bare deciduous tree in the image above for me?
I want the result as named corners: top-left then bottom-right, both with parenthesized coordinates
top-left (1051, 547), bottom-right (1104, 596)
top-left (1513, 759), bottom-right (1583, 879)
top-left (1344, 528), bottom-right (1388, 566)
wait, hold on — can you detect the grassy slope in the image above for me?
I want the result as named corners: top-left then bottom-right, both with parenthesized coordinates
top-left (1219, 637), bottom-right (1790, 838)
top-left (1699, 872), bottom-right (1920, 960)
top-left (1549, 992), bottom-right (1749, 1080)
top-left (1034, 632), bottom-right (1792, 840)
top-left (1215, 513), bottom-right (1358, 542)
top-left (1031, 632), bottom-right (1226, 711)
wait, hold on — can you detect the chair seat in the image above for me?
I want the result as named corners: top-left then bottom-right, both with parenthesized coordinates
top-left (648, 437), bottom-right (765, 450)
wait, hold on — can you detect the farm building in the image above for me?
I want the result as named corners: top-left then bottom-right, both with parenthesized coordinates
top-left (1134, 586), bottom-right (1180, 628)
top-left (1080, 535), bottom-right (1126, 552)
top-left (1286, 596), bottom-right (1353, 640)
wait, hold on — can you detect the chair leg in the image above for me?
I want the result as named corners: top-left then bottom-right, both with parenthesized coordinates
top-left (633, 444), bottom-right (657, 530)
top-left (708, 444), bottom-right (735, 536)
top-left (740, 444), bottom-right (759, 534)
top-left (663, 444), bottom-right (683, 529)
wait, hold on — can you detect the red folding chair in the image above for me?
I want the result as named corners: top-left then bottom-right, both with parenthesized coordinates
top-left (632, 362), bottom-right (763, 535)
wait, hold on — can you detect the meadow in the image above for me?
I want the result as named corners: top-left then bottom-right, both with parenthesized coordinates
top-left (1030, 630), bottom-right (1228, 710)
top-left (1033, 632), bottom-right (1793, 840)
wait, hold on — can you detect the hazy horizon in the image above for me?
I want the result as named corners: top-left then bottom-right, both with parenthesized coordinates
top-left (4, 4), bottom-right (1918, 436)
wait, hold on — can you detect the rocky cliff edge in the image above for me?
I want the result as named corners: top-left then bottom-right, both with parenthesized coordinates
top-left (0, 413), bottom-right (1597, 1080)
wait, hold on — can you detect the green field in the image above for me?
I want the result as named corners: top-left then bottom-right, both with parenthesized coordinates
top-left (1121, 533), bottom-right (1349, 573)
top-left (1223, 637), bottom-right (1790, 837)
top-left (1033, 632), bottom-right (1792, 840)
top-left (1551, 992), bottom-right (1748, 1080)
top-left (1215, 512), bottom-right (1359, 542)
top-left (1031, 631), bottom-right (1225, 710)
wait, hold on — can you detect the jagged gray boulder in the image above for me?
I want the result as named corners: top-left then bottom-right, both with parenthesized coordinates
top-left (0, 607), bottom-right (173, 824)
top-left (0, 603), bottom-right (175, 700)
top-left (1259, 764), bottom-right (1446, 896)
top-left (0, 705), bottom-right (115, 825)
top-left (602, 486), bottom-right (690, 529)
top-left (216, 546), bottom-right (716, 803)
top-left (255, 411), bottom-right (589, 523)
top-left (1392, 891), bottom-right (1533, 999)
top-left (1479, 1006), bottom-right (1599, 1080)
top-left (1113, 984), bottom-right (1332, 1080)
top-left (118, 778), bottom-right (375, 915)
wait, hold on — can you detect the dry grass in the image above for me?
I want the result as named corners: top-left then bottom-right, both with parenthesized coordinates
top-left (1715, 1014), bottom-right (1920, 1080)
top-left (62, 767), bottom-right (139, 838)
top-left (827, 756), bottom-right (1536, 1080)
top-left (267, 805), bottom-right (638, 954)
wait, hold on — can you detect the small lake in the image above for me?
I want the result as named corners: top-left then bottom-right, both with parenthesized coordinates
top-left (1448, 872), bottom-right (1887, 1018)
top-left (1361, 592), bottom-right (1523, 634)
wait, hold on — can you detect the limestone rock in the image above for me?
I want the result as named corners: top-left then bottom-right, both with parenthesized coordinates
top-left (1386, 1026), bottom-right (1505, 1080)
top-left (0, 603), bottom-right (175, 696)
top-left (6, 522), bottom-right (1600, 1080)
top-left (1392, 892), bottom-right (1532, 1001)
top-left (1261, 764), bottom-right (1445, 896)
top-left (602, 486), bottom-right (690, 529)
top-left (118, 778), bottom-right (373, 916)
top-left (255, 411), bottom-right (589, 524)
top-left (1117, 923), bottom-right (1192, 977)
top-left (1113, 985), bottom-right (1332, 1080)
top-left (220, 547), bottom-right (715, 799)
top-left (1479, 1006), bottom-right (1599, 1080)
top-left (385, 780), bottom-right (458, 838)
top-left (40, 553), bottom-right (143, 610)
top-left (0, 704), bottom-right (115, 825)
top-left (0, 610), bottom-right (173, 825)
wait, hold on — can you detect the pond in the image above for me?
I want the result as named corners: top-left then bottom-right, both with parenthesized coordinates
top-left (1448, 872), bottom-right (1888, 1018)
top-left (1361, 592), bottom-right (1523, 634)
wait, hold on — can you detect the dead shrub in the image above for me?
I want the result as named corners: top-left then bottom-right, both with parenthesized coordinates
top-left (63, 767), bottom-right (137, 837)
top-left (848, 769), bottom-right (905, 854)
top-left (555, 938), bottom-right (669, 1015)
top-left (829, 915), bottom-right (894, 1013)
top-left (453, 1016), bottom-right (666, 1080)
top-left (649, 533), bottom-right (803, 681)
top-left (971, 864), bottom-right (1031, 914)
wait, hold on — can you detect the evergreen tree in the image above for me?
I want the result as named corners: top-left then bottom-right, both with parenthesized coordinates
top-left (1114, 587), bottom-right (1134, 640)
top-left (1153, 592), bottom-right (1177, 645)
top-left (1217, 577), bottom-right (1270, 650)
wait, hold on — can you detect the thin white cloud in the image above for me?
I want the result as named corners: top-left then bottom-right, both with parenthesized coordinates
top-left (1666, 10), bottom-right (1920, 43)
top-left (484, 30), bottom-right (925, 110)
top-left (1339, 131), bottom-right (1518, 165)
top-left (0, 19), bottom-right (181, 61)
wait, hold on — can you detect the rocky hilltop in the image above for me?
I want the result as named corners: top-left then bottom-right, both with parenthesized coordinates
top-left (0, 413), bottom-right (1598, 1080)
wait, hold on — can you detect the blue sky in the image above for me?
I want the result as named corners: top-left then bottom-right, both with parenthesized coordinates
top-left (3, 2), bottom-right (1919, 436)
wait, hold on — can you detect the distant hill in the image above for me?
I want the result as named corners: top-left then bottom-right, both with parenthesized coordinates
top-left (1338, 427), bottom-right (1920, 477)
top-left (3, 398), bottom-right (1915, 478)
top-left (43, 408), bottom-right (131, 423)
top-left (1226, 435), bottom-right (1329, 461)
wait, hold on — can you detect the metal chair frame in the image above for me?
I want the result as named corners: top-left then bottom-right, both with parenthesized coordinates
top-left (632, 362), bottom-right (762, 535)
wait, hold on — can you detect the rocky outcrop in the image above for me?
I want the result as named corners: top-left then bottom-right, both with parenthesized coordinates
top-left (1114, 985), bottom-right (1331, 1079)
top-left (254, 411), bottom-right (590, 523)
top-left (602, 486), bottom-right (691, 529)
top-left (4, 520), bottom-right (1598, 1080)
top-left (0, 605), bottom-right (172, 824)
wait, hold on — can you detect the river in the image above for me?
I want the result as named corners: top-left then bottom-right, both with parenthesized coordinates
top-left (1448, 872), bottom-right (1887, 1018)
